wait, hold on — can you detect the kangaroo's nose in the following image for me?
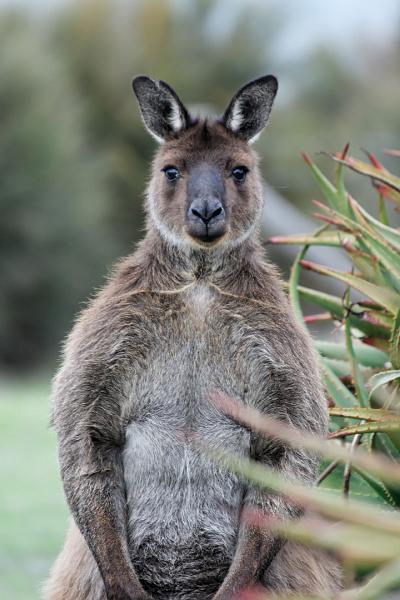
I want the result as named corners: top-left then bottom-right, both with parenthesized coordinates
top-left (190, 199), bottom-right (225, 225)
top-left (186, 164), bottom-right (227, 243)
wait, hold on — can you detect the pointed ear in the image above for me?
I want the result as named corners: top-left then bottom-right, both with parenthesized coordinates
top-left (221, 75), bottom-right (278, 143)
top-left (132, 75), bottom-right (192, 143)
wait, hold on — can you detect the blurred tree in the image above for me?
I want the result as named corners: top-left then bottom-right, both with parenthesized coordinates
top-left (0, 13), bottom-right (114, 369)
top-left (1, 0), bottom-right (399, 370)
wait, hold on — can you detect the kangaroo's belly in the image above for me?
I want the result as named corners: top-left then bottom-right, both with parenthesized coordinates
top-left (124, 423), bottom-right (248, 598)
top-left (122, 331), bottom-right (250, 599)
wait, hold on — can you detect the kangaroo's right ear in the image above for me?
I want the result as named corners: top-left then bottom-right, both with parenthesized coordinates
top-left (132, 76), bottom-right (192, 143)
top-left (221, 75), bottom-right (278, 143)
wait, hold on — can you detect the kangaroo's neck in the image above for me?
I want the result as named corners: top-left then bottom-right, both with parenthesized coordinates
top-left (124, 228), bottom-right (267, 296)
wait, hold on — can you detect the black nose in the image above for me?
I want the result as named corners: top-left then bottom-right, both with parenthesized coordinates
top-left (190, 199), bottom-right (225, 225)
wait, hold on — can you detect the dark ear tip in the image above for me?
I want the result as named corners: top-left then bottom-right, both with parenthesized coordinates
top-left (258, 74), bottom-right (278, 92)
top-left (132, 75), bottom-right (154, 95)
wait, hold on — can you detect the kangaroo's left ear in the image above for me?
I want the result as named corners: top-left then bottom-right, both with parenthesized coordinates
top-left (221, 75), bottom-right (278, 143)
top-left (132, 75), bottom-right (192, 143)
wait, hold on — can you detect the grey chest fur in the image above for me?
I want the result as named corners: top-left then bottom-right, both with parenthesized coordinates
top-left (122, 283), bottom-right (253, 599)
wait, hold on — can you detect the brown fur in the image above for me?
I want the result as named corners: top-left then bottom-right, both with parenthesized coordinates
top-left (44, 521), bottom-right (340, 599)
top-left (45, 78), bottom-right (341, 599)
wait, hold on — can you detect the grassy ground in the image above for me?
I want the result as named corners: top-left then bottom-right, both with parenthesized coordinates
top-left (0, 376), bottom-right (68, 600)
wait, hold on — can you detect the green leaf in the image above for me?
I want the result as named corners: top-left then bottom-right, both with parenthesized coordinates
top-left (349, 200), bottom-right (400, 291)
top-left (288, 225), bottom-right (330, 327)
top-left (289, 245), bottom-right (309, 327)
top-left (297, 285), bottom-right (346, 314)
top-left (354, 468), bottom-right (398, 508)
top-left (351, 197), bottom-right (400, 252)
top-left (299, 260), bottom-right (400, 315)
top-left (389, 309), bottom-right (400, 369)
top-left (373, 432), bottom-right (400, 462)
top-left (378, 194), bottom-right (389, 226)
top-left (329, 407), bottom-right (399, 422)
top-left (214, 392), bottom-right (400, 486)
top-left (315, 340), bottom-right (388, 367)
top-left (329, 420), bottom-right (400, 439)
top-left (268, 514), bottom-right (400, 567)
top-left (267, 231), bottom-right (345, 247)
top-left (316, 198), bottom-right (400, 290)
top-left (345, 302), bottom-right (369, 407)
top-left (313, 198), bottom-right (358, 234)
top-left (344, 558), bottom-right (400, 600)
top-left (297, 285), bottom-right (391, 339)
top-left (377, 184), bottom-right (400, 207)
top-left (302, 153), bottom-right (340, 210)
top-left (369, 370), bottom-right (400, 397)
top-left (343, 244), bottom-right (387, 287)
top-left (322, 358), bottom-right (352, 378)
top-left (320, 461), bottom-right (396, 508)
top-left (210, 446), bottom-right (400, 534)
top-left (328, 154), bottom-right (400, 193)
top-left (335, 143), bottom-right (351, 216)
top-left (321, 360), bottom-right (357, 408)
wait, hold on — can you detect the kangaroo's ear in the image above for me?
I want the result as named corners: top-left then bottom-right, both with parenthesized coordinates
top-left (132, 75), bottom-right (192, 143)
top-left (221, 75), bottom-right (278, 143)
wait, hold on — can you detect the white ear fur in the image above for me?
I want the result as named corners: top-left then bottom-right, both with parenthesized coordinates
top-left (167, 97), bottom-right (186, 133)
top-left (147, 130), bottom-right (166, 144)
top-left (225, 99), bottom-right (263, 144)
top-left (132, 76), bottom-right (192, 143)
top-left (248, 131), bottom-right (262, 145)
top-left (225, 98), bottom-right (243, 132)
top-left (222, 75), bottom-right (278, 143)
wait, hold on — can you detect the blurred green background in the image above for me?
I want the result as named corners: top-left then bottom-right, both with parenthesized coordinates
top-left (0, 0), bottom-right (399, 597)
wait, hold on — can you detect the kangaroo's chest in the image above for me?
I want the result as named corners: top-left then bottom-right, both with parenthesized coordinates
top-left (122, 283), bottom-right (267, 597)
top-left (127, 283), bottom-right (250, 427)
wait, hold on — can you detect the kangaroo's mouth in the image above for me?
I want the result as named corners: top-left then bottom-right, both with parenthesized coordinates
top-left (186, 222), bottom-right (227, 246)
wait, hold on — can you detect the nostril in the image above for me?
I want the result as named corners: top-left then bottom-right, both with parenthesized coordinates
top-left (210, 206), bottom-right (223, 220)
top-left (190, 204), bottom-right (224, 224)
top-left (191, 208), bottom-right (206, 223)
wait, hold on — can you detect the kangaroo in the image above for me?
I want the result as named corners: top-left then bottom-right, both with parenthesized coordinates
top-left (44, 75), bottom-right (341, 600)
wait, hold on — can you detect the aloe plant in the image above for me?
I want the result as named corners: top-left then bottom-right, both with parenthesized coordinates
top-left (263, 147), bottom-right (400, 597)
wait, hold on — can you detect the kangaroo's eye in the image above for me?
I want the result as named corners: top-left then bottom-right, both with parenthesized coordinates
top-left (231, 166), bottom-right (248, 183)
top-left (162, 166), bottom-right (180, 182)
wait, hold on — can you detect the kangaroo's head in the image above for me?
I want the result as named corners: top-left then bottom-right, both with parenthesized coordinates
top-left (132, 75), bottom-right (278, 250)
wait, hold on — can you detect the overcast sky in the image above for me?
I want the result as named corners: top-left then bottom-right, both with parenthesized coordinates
top-left (208, 0), bottom-right (399, 62)
top-left (274, 0), bottom-right (399, 60)
top-left (1, 0), bottom-right (399, 62)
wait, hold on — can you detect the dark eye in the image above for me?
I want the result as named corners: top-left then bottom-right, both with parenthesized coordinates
top-left (231, 166), bottom-right (248, 183)
top-left (162, 166), bottom-right (180, 182)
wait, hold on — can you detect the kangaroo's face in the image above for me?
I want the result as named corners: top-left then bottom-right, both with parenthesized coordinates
top-left (132, 75), bottom-right (278, 249)
top-left (149, 124), bottom-right (263, 248)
